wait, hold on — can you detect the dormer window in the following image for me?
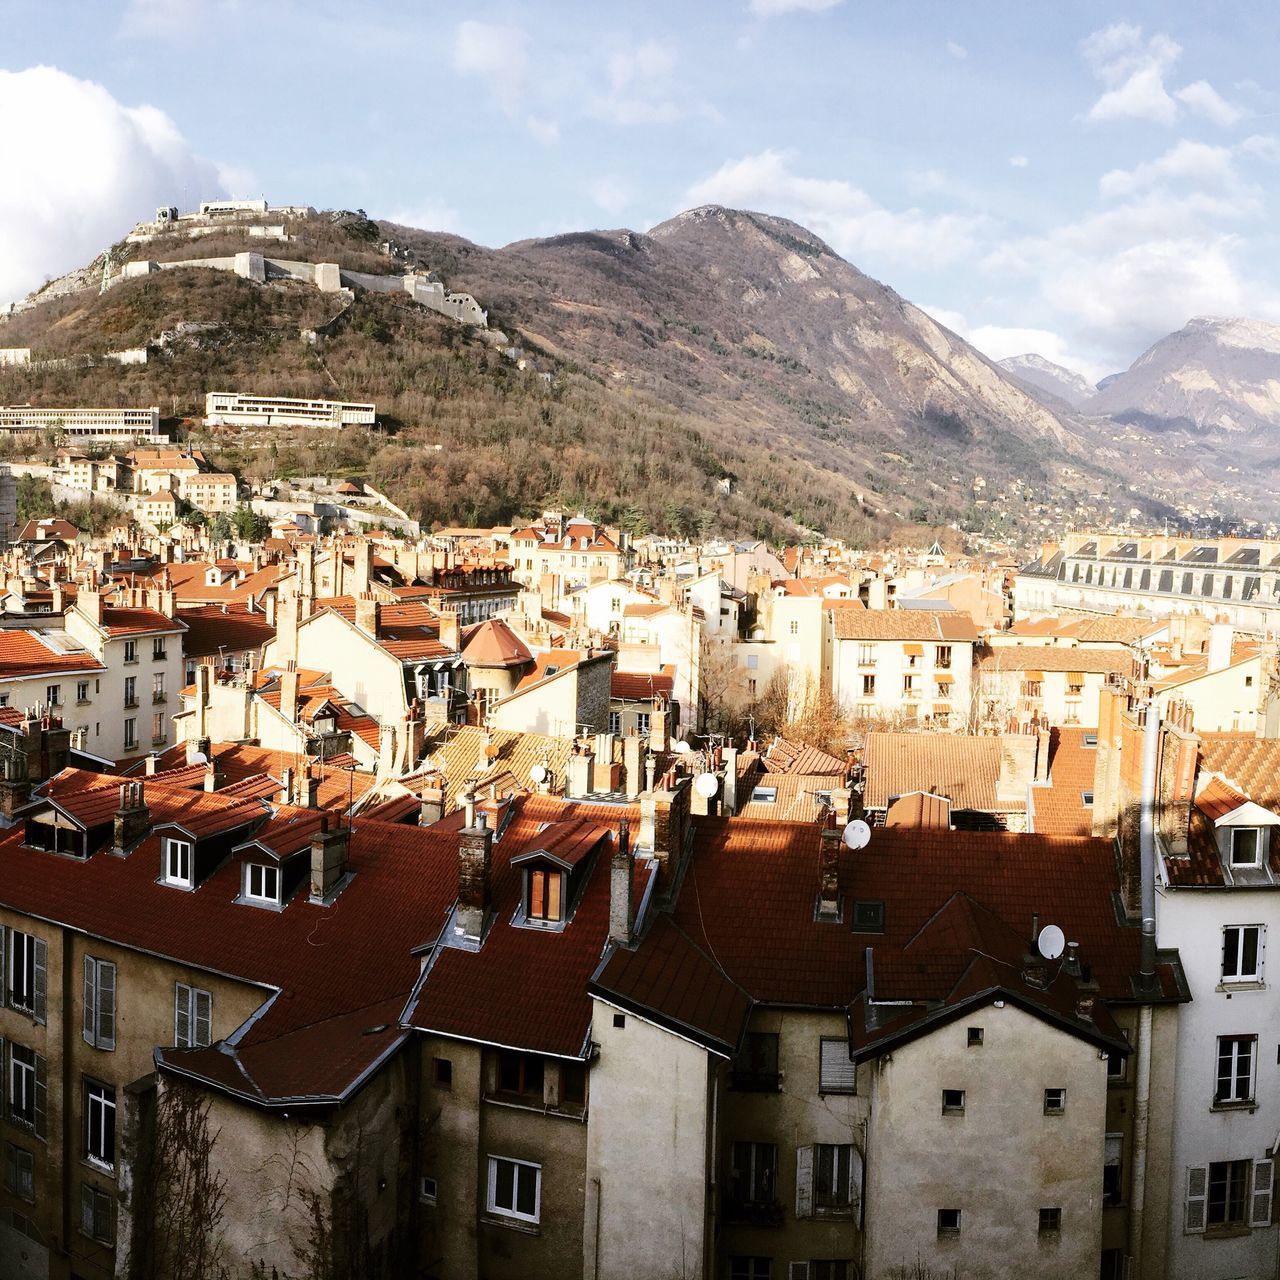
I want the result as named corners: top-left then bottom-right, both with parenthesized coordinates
top-left (163, 837), bottom-right (193, 888)
top-left (527, 868), bottom-right (564, 924)
top-left (1231, 828), bottom-right (1261, 867)
top-left (244, 862), bottom-right (281, 906)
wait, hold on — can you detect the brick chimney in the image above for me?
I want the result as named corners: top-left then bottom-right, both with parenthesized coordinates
top-left (623, 733), bottom-right (643, 801)
top-left (420, 776), bottom-right (445, 825)
top-left (78, 588), bottom-right (104, 626)
top-left (203, 752), bottom-right (224, 793)
top-left (113, 782), bottom-right (150, 853)
top-left (439, 607), bottom-right (461, 654)
top-left (455, 811), bottom-right (494, 943)
top-left (351, 539), bottom-right (373, 595)
top-left (279, 665), bottom-right (299, 723)
top-left (566, 745), bottom-right (594, 799)
top-left (309, 817), bottom-right (350, 903)
top-left (817, 826), bottom-right (842, 922)
top-left (0, 752), bottom-right (31, 819)
top-left (638, 776), bottom-right (690, 873)
top-left (355, 592), bottom-right (381, 637)
top-left (996, 733), bottom-right (1038, 805)
top-left (609, 820), bottom-right (635, 946)
top-left (648, 700), bottom-right (669, 753)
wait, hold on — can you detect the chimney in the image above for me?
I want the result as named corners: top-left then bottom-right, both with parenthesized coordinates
top-left (566, 745), bottom-right (594, 799)
top-left (622, 733), bottom-right (643, 800)
top-left (996, 733), bottom-right (1038, 805)
top-left (279, 665), bottom-right (299, 723)
top-left (280, 766), bottom-right (293, 805)
top-left (0, 752), bottom-right (31, 819)
top-left (866, 577), bottom-right (888, 611)
top-left (817, 826), bottom-right (842, 921)
top-left (305, 771), bottom-right (320, 809)
top-left (113, 781), bottom-right (150, 853)
top-left (1035, 728), bottom-right (1052, 784)
top-left (454, 812), bottom-right (494, 942)
top-left (722, 744), bottom-right (740, 815)
top-left (309, 818), bottom-right (350, 903)
top-left (203, 752), bottom-right (224, 793)
top-left (377, 722), bottom-right (396, 776)
top-left (355, 592), bottom-right (381, 637)
top-left (351, 539), bottom-right (373, 595)
top-left (648, 700), bottom-right (669, 753)
top-left (78, 588), bottom-right (104, 626)
top-left (1207, 622), bottom-right (1233, 673)
top-left (638, 777), bottom-right (690, 871)
top-left (420, 776), bottom-right (445, 825)
top-left (144, 751), bottom-right (160, 776)
top-left (439, 607), bottom-right (461, 654)
top-left (609, 820), bottom-right (635, 946)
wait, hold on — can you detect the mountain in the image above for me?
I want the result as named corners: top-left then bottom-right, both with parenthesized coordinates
top-left (1088, 316), bottom-right (1280, 433)
top-left (0, 205), bottom-right (1167, 541)
top-left (997, 353), bottom-right (1096, 411)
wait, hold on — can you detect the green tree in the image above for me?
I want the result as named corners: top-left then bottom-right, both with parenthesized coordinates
top-left (208, 512), bottom-right (232, 542)
top-left (230, 504), bottom-right (269, 542)
top-left (15, 473), bottom-right (54, 522)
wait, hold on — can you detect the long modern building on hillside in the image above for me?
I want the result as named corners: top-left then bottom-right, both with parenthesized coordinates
top-left (0, 407), bottom-right (163, 443)
top-left (204, 393), bottom-right (376, 429)
top-left (1018, 533), bottom-right (1280, 632)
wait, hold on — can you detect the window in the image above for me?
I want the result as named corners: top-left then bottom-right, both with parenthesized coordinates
top-left (1222, 925), bottom-right (1264, 982)
top-left (6, 929), bottom-right (48, 1022)
top-left (789, 620), bottom-right (799, 636)
top-left (153, 637), bottom-right (166, 661)
top-left (1210, 1160), bottom-right (1250, 1228)
top-left (942, 1089), bottom-right (965, 1115)
top-left (730, 1141), bottom-right (778, 1209)
top-left (76, 680), bottom-right (90, 703)
top-left (486, 1155), bottom-right (540, 1224)
top-left (124, 718), bottom-right (136, 750)
top-left (811, 1265), bottom-right (850, 1280)
top-left (8, 1045), bottom-right (47, 1138)
top-left (1044, 1087), bottom-right (1066, 1115)
top-left (1107, 1046), bottom-right (1127, 1080)
top-left (1231, 827), bottom-right (1261, 867)
top-left (5, 1143), bottom-right (34, 1201)
top-left (84, 1080), bottom-right (116, 1171)
top-left (814, 1143), bottom-right (853, 1210)
top-left (1083, 732), bottom-right (1098, 747)
top-left (244, 862), bottom-right (280, 905)
top-left (152, 713), bottom-right (166, 744)
top-left (861, 674), bottom-right (876, 697)
top-left (80, 1182), bottom-right (114, 1245)
top-left (1187, 1159), bottom-right (1274, 1232)
top-left (1104, 1133), bottom-right (1123, 1206)
top-left (967, 1027), bottom-right (984, 1047)
top-left (608, 711), bottom-right (621, 735)
top-left (433, 1057), bottom-right (453, 1089)
top-left (902, 675), bottom-right (918, 695)
top-left (124, 676), bottom-right (137, 707)
top-left (636, 712), bottom-right (650, 736)
top-left (858, 643), bottom-right (876, 666)
top-left (1038, 1207), bottom-right (1061, 1234)
top-left (419, 1175), bottom-right (437, 1205)
top-left (124, 640), bottom-right (137, 663)
top-left (937, 1208), bottom-right (961, 1235)
top-left (1215, 1035), bottom-right (1256, 1104)
top-left (935, 645), bottom-right (952, 668)
top-left (730, 1259), bottom-right (771, 1280)
top-left (746, 654), bottom-right (759, 670)
top-left (527, 868), bottom-right (564, 924)
top-left (496, 1051), bottom-right (544, 1100)
top-left (561, 1061), bottom-right (586, 1107)
top-left (174, 983), bottom-right (212, 1048)
top-left (164, 838), bottom-right (193, 888)
top-left (82, 957), bottom-right (116, 1051)
top-left (45, 684), bottom-right (60, 707)
top-left (751, 786), bottom-right (778, 804)
top-left (731, 1032), bottom-right (780, 1092)
top-left (851, 900), bottom-right (884, 933)
top-left (152, 672), bottom-right (165, 702)
top-left (818, 1037), bottom-right (856, 1094)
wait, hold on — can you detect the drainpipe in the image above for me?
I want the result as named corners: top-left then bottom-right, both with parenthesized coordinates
top-left (1129, 702), bottom-right (1159, 1275)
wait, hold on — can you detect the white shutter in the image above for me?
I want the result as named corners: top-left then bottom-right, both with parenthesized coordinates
top-left (32, 938), bottom-right (46, 1025)
top-left (195, 989), bottom-right (212, 1047)
top-left (98, 962), bottom-right (116, 1050)
top-left (175, 984), bottom-right (191, 1048)
top-left (1185, 1165), bottom-right (1208, 1233)
top-left (788, 1265), bottom-right (810, 1280)
top-left (795, 1144), bottom-right (814, 1220)
top-left (33, 1052), bottom-right (46, 1140)
top-left (1252, 1160), bottom-right (1274, 1227)
top-left (83, 956), bottom-right (96, 1045)
top-left (819, 1037), bottom-right (856, 1093)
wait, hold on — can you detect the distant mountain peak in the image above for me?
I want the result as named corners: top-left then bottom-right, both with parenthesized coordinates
top-left (997, 353), bottom-right (1095, 411)
top-left (649, 205), bottom-right (835, 257)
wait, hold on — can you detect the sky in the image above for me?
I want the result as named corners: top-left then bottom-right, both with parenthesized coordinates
top-left (3, 0), bottom-right (1280, 380)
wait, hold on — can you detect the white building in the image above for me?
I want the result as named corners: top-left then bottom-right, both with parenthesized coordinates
top-left (0, 406), bottom-right (162, 442)
top-left (204, 392), bottom-right (376, 429)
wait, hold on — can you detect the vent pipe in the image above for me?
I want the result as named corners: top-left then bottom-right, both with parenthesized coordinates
top-left (1138, 702), bottom-right (1159, 986)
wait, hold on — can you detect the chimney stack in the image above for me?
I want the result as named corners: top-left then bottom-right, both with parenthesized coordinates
top-left (309, 817), bottom-right (350, 903)
top-left (567, 745), bottom-right (594, 799)
top-left (817, 827), bottom-right (842, 921)
top-left (203, 752), bottom-right (224, 793)
top-left (609, 820), bottom-right (635, 946)
top-left (420, 776), bottom-right (446, 825)
top-left (279, 665), bottom-right (299, 723)
top-left (455, 812), bottom-right (494, 943)
top-left (439, 607), bottom-right (461, 654)
top-left (113, 781), bottom-right (150, 853)
top-left (78, 588), bottom-right (104, 626)
top-left (648, 701), bottom-right (669, 754)
top-left (355, 592), bottom-right (381, 637)
top-left (623, 733), bottom-right (644, 800)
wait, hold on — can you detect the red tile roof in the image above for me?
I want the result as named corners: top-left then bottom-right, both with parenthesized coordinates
top-left (0, 630), bottom-right (106, 679)
top-left (1029, 728), bottom-right (1099, 839)
top-left (462, 618), bottom-right (532, 668)
top-left (176, 604), bottom-right (275, 658)
top-left (832, 610), bottom-right (978, 642)
top-left (862, 732), bottom-right (1017, 812)
top-left (100, 606), bottom-right (185, 637)
top-left (611, 667), bottom-right (675, 702)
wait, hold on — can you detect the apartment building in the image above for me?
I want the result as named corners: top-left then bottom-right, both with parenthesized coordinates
top-left (0, 408), bottom-right (163, 443)
top-left (831, 610), bottom-right (978, 727)
top-left (204, 392), bottom-right (376, 429)
top-left (501, 515), bottom-right (626, 590)
top-left (976, 645), bottom-right (1131, 731)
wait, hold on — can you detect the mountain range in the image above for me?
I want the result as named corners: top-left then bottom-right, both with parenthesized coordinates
top-left (1, 204), bottom-right (1277, 539)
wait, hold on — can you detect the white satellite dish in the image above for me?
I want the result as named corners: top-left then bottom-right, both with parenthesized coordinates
top-left (673, 741), bottom-right (692, 754)
top-left (530, 763), bottom-right (548, 784)
top-left (1037, 924), bottom-right (1066, 961)
top-left (189, 750), bottom-right (208, 765)
top-left (694, 772), bottom-right (719, 798)
top-left (842, 819), bottom-right (872, 850)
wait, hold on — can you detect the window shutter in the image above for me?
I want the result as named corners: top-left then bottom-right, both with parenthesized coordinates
top-left (195, 989), bottom-right (212, 1047)
top-left (0, 925), bottom-right (6, 1004)
top-left (1184, 1165), bottom-right (1208, 1233)
top-left (80, 1182), bottom-right (95, 1235)
top-left (819, 1038), bottom-right (856, 1092)
top-left (98, 962), bottom-right (115, 1051)
top-left (1252, 1160), bottom-right (1274, 1227)
top-left (33, 1053), bottom-right (46, 1140)
top-left (850, 1145), bottom-right (864, 1213)
top-left (32, 938), bottom-right (46, 1025)
top-left (175, 984), bottom-right (191, 1048)
top-left (83, 956), bottom-right (96, 1045)
top-left (788, 1265), bottom-right (810, 1280)
top-left (5, 1142), bottom-right (15, 1192)
top-left (795, 1144), bottom-right (814, 1219)
top-left (1261, 925), bottom-right (1268, 981)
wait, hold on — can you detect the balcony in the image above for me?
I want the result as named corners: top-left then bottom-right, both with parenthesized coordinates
top-left (723, 1198), bottom-right (784, 1228)
top-left (152, 693), bottom-right (167, 705)
top-left (123, 699), bottom-right (139, 710)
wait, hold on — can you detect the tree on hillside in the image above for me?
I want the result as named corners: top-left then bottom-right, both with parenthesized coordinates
top-left (231, 504), bottom-right (269, 543)
top-left (15, 473), bottom-right (53, 523)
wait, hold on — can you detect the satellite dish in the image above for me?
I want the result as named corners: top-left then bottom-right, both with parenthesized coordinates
top-left (1037, 924), bottom-right (1066, 961)
top-left (673, 741), bottom-right (692, 754)
top-left (694, 772), bottom-right (719, 798)
top-left (842, 819), bottom-right (872, 850)
top-left (189, 750), bottom-right (208, 765)
top-left (530, 763), bottom-right (548, 784)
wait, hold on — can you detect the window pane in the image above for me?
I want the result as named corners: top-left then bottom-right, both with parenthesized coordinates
top-left (515, 1164), bottom-right (536, 1216)
top-left (494, 1159), bottom-right (514, 1211)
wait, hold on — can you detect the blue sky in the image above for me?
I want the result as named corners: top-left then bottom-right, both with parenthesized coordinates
top-left (3, 0), bottom-right (1279, 378)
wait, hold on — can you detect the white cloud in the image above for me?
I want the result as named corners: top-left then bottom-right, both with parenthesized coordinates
top-left (0, 66), bottom-right (224, 305)
top-left (1099, 139), bottom-right (1238, 199)
top-left (119, 0), bottom-right (240, 40)
top-left (1009, 155), bottom-right (1030, 168)
top-left (1175, 80), bottom-right (1243, 127)
top-left (1089, 63), bottom-right (1179, 125)
top-left (453, 21), bottom-right (529, 114)
top-left (749, 0), bottom-right (842, 14)
top-left (592, 40), bottom-right (696, 126)
top-left (590, 179), bottom-right (631, 217)
top-left (946, 40), bottom-right (967, 61)
top-left (968, 325), bottom-right (1096, 377)
top-left (525, 115), bottom-right (560, 145)
top-left (384, 199), bottom-right (461, 234)
top-left (685, 150), bottom-right (986, 268)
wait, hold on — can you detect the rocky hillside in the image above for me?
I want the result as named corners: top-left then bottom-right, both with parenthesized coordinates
top-left (998, 353), bottom-right (1096, 411)
top-left (0, 205), bottom-right (1171, 541)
